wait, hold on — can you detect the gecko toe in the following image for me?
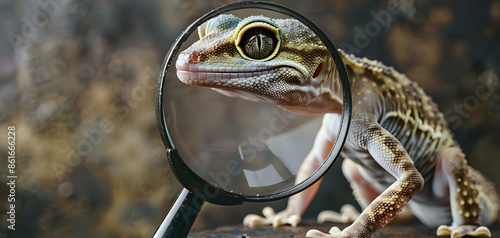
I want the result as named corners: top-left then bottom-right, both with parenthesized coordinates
top-left (287, 214), bottom-right (300, 227)
top-left (272, 215), bottom-right (282, 227)
top-left (329, 226), bottom-right (342, 235)
top-left (450, 230), bottom-right (462, 238)
top-left (437, 225), bottom-right (452, 236)
top-left (270, 214), bottom-right (299, 227)
top-left (305, 226), bottom-right (343, 238)
top-left (306, 229), bottom-right (334, 238)
top-left (339, 204), bottom-right (360, 221)
top-left (243, 214), bottom-right (270, 227)
top-left (317, 204), bottom-right (360, 224)
top-left (470, 226), bottom-right (491, 237)
top-left (262, 206), bottom-right (276, 218)
top-left (318, 210), bottom-right (343, 224)
top-left (436, 225), bottom-right (491, 237)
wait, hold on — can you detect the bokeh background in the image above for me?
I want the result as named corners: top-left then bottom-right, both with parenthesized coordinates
top-left (1, 0), bottom-right (500, 237)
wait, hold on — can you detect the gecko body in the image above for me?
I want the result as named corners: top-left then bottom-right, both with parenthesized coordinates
top-left (175, 14), bottom-right (499, 238)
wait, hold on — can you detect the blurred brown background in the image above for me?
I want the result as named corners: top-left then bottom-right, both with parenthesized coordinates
top-left (0, 0), bottom-right (499, 237)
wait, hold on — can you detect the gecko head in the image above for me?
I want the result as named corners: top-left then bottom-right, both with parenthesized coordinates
top-left (176, 14), bottom-right (342, 114)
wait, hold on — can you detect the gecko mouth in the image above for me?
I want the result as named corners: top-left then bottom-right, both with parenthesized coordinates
top-left (175, 52), bottom-right (304, 87)
top-left (176, 67), bottom-right (281, 87)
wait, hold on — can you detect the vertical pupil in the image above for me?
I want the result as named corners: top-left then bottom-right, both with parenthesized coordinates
top-left (256, 32), bottom-right (262, 53)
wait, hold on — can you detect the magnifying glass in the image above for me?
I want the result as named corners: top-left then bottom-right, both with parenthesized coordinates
top-left (154, 1), bottom-right (351, 237)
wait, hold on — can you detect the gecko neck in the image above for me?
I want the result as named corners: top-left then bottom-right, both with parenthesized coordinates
top-left (280, 93), bottom-right (343, 115)
top-left (281, 57), bottom-right (344, 115)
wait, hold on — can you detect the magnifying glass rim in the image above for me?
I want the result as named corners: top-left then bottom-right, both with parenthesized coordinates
top-left (155, 0), bottom-right (352, 202)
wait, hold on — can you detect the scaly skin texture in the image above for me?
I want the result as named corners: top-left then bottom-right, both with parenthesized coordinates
top-left (175, 14), bottom-right (499, 238)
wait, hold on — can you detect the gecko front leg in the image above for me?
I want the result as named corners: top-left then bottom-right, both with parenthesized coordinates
top-left (318, 158), bottom-right (415, 225)
top-left (244, 120), bottom-right (336, 228)
top-left (307, 123), bottom-right (424, 238)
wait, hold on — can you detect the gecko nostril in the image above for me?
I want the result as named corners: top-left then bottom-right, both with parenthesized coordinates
top-left (190, 51), bottom-right (200, 63)
top-left (176, 51), bottom-right (201, 71)
top-left (191, 54), bottom-right (199, 62)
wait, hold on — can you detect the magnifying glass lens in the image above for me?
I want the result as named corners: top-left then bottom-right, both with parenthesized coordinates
top-left (155, 2), bottom-right (351, 237)
top-left (163, 8), bottom-right (345, 198)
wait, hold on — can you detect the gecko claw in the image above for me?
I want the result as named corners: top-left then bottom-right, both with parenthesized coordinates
top-left (437, 225), bottom-right (491, 237)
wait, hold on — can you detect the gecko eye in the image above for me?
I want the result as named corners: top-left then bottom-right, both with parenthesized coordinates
top-left (235, 19), bottom-right (282, 61)
top-left (239, 27), bottom-right (277, 60)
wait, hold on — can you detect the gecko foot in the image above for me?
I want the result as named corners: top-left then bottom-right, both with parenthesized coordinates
top-left (437, 225), bottom-right (491, 238)
top-left (306, 227), bottom-right (346, 238)
top-left (243, 206), bottom-right (300, 227)
top-left (317, 204), bottom-right (360, 224)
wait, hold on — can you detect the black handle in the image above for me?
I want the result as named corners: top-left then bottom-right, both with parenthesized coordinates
top-left (153, 188), bottom-right (204, 238)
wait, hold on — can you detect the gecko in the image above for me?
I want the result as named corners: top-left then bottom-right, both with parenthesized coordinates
top-left (175, 14), bottom-right (499, 238)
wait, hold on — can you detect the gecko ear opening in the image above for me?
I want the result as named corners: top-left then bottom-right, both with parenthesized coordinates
top-left (313, 63), bottom-right (323, 78)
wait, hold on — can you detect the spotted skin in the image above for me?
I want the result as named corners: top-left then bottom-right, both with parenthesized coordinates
top-left (175, 14), bottom-right (499, 238)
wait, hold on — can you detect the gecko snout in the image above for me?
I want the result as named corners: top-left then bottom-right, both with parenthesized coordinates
top-left (176, 51), bottom-right (200, 71)
top-left (176, 51), bottom-right (203, 84)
